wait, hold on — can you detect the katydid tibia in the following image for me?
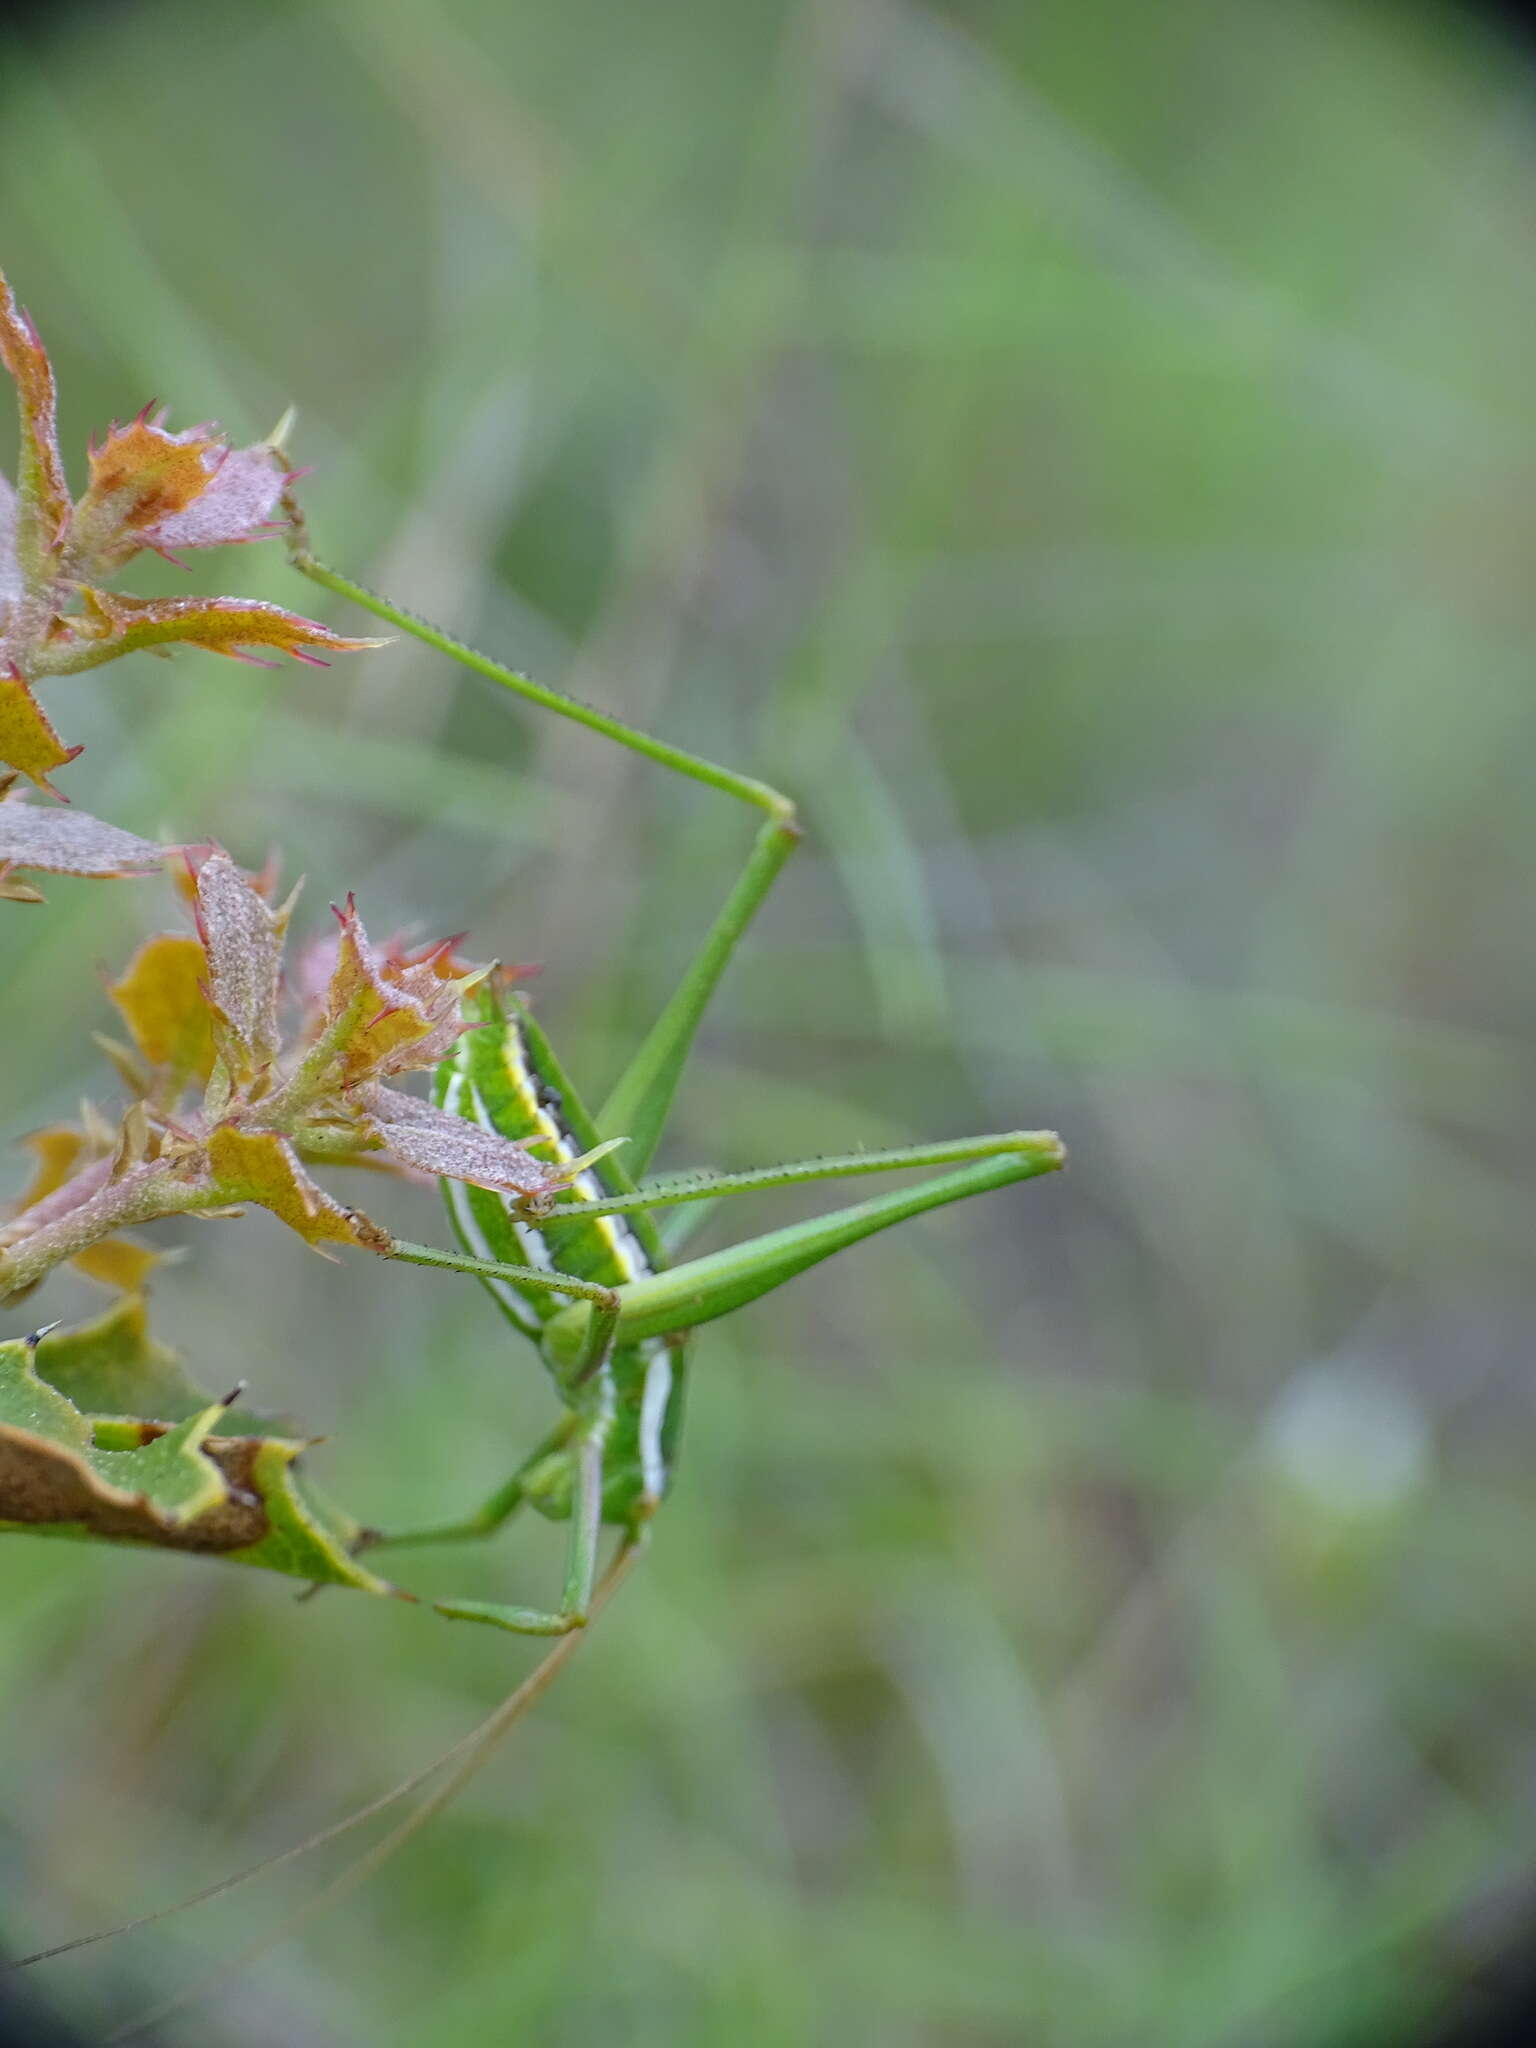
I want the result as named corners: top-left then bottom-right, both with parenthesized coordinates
top-left (276, 503), bottom-right (1063, 1640)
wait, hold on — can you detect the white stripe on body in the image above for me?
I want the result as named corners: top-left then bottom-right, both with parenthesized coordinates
top-left (637, 1348), bottom-right (673, 1503)
top-left (445, 1030), bottom-right (677, 1500)
top-left (490, 1037), bottom-right (676, 1498)
top-left (439, 1069), bottom-right (542, 1335)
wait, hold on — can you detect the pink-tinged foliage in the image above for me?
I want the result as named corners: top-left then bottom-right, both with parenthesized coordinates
top-left (0, 478), bottom-right (23, 610)
top-left (0, 855), bottom-right (568, 1301)
top-left (0, 273), bottom-right (69, 580)
top-left (0, 266), bottom-right (382, 805)
top-left (0, 786), bottom-right (170, 902)
top-left (34, 587), bottom-right (380, 680)
top-left (194, 848), bottom-right (290, 1073)
top-left (317, 898), bottom-right (487, 1086)
top-left (73, 412), bottom-right (287, 571)
top-left (360, 1084), bottom-right (570, 1202)
top-left (142, 443), bottom-right (287, 554)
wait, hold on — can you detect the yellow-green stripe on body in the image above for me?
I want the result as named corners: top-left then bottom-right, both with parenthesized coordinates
top-left (436, 991), bottom-right (683, 1521)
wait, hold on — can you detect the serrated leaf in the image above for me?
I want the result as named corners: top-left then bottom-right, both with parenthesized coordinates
top-left (0, 1338), bottom-right (234, 1535)
top-left (0, 1309), bottom-right (396, 1593)
top-left (225, 1439), bottom-right (396, 1589)
top-left (317, 899), bottom-right (486, 1087)
top-left (71, 413), bottom-right (289, 573)
top-left (38, 589), bottom-right (384, 677)
top-left (205, 1125), bottom-right (389, 1253)
top-left (32, 1293), bottom-right (212, 1423)
top-left (0, 665), bottom-right (78, 794)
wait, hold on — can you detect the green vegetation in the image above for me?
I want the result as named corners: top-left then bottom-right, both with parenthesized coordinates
top-left (1, 0), bottom-right (1533, 2041)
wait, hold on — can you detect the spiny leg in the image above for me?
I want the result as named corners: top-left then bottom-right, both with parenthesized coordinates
top-left (561, 1131), bottom-right (1065, 1223)
top-left (279, 495), bottom-right (799, 1174)
top-left (398, 1136), bottom-right (1063, 1378)
top-left (562, 1145), bottom-right (1063, 1360)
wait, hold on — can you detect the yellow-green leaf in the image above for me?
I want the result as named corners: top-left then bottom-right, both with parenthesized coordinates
top-left (109, 931), bottom-right (217, 1087)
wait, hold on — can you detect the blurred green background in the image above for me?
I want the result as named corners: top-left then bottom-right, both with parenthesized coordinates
top-left (3, 0), bottom-right (1536, 2041)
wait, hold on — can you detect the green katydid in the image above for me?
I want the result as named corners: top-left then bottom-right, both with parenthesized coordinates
top-left (2, 453), bottom-right (1061, 2003)
top-left (0, 419), bottom-right (1061, 1638)
top-left (278, 493), bottom-right (1063, 1639)
top-left (0, 303), bottom-right (1056, 2015)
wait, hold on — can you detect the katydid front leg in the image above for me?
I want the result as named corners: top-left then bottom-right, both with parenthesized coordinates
top-left (376, 1415), bottom-right (577, 1553)
top-left (279, 497), bottom-right (799, 1173)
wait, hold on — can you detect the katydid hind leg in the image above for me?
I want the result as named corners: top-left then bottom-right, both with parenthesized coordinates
top-left (546, 1147), bottom-right (1063, 1362)
top-left (570, 1130), bottom-right (1066, 1224)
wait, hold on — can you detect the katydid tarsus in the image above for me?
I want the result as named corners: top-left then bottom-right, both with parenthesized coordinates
top-left (10, 483), bottom-right (1061, 2004)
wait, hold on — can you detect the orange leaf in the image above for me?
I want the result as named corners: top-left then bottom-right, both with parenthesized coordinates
top-left (37, 590), bottom-right (385, 676)
top-left (86, 415), bottom-right (224, 527)
top-left (320, 897), bottom-right (484, 1086)
top-left (71, 413), bottom-right (291, 572)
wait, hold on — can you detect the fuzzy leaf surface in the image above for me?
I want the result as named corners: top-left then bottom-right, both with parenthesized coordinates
top-left (0, 791), bottom-right (167, 883)
top-left (195, 847), bottom-right (286, 1070)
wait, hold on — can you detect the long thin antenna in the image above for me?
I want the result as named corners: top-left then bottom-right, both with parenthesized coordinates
top-left (11, 1542), bottom-right (642, 1993)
